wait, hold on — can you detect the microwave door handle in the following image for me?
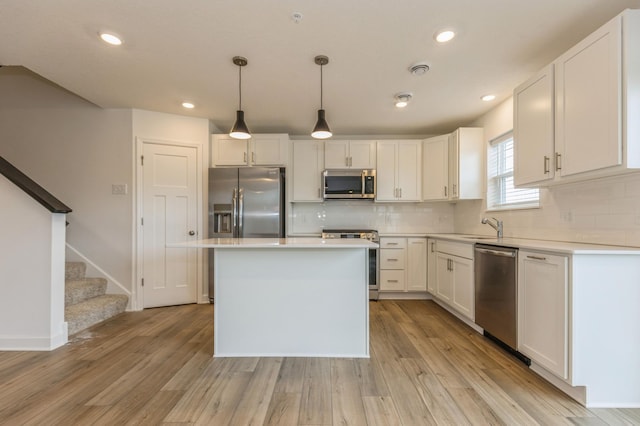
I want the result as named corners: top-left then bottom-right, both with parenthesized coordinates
top-left (361, 172), bottom-right (366, 196)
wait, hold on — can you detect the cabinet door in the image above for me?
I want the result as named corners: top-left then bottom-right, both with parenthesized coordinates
top-left (212, 135), bottom-right (248, 166)
top-left (396, 141), bottom-right (422, 201)
top-left (435, 254), bottom-right (453, 303)
top-left (518, 251), bottom-right (568, 380)
top-left (324, 141), bottom-right (350, 168)
top-left (555, 15), bottom-right (621, 177)
top-left (423, 135), bottom-right (449, 200)
top-left (349, 140), bottom-right (376, 169)
top-left (375, 141), bottom-right (397, 201)
top-left (407, 238), bottom-right (427, 292)
top-left (448, 131), bottom-right (460, 199)
top-left (251, 135), bottom-right (287, 166)
top-left (514, 64), bottom-right (555, 186)
top-left (292, 141), bottom-right (324, 201)
top-left (427, 239), bottom-right (437, 293)
top-left (451, 256), bottom-right (474, 320)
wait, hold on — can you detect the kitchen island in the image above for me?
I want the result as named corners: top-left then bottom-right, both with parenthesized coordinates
top-left (176, 238), bottom-right (376, 358)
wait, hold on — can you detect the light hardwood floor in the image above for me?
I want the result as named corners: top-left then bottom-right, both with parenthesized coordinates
top-left (0, 300), bottom-right (638, 425)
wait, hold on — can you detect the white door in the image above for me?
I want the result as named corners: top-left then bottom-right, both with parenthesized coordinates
top-left (142, 142), bottom-right (198, 308)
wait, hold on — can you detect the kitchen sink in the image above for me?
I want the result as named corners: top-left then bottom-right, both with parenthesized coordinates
top-left (458, 236), bottom-right (498, 240)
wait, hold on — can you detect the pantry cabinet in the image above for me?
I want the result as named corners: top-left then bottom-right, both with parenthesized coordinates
top-left (324, 140), bottom-right (376, 169)
top-left (514, 9), bottom-right (640, 187)
top-left (379, 237), bottom-right (427, 292)
top-left (212, 134), bottom-right (288, 167)
top-left (291, 140), bottom-right (324, 202)
top-left (376, 140), bottom-right (422, 202)
top-left (518, 250), bottom-right (568, 380)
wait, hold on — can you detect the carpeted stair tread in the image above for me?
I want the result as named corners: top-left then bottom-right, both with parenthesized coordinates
top-left (65, 294), bottom-right (128, 335)
top-left (65, 278), bottom-right (107, 306)
top-left (65, 262), bottom-right (86, 280)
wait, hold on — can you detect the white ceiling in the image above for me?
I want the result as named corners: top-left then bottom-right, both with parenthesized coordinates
top-left (1, 0), bottom-right (639, 136)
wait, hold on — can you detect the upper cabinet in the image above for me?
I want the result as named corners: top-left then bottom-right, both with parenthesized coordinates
top-left (324, 140), bottom-right (376, 169)
top-left (514, 64), bottom-right (555, 186)
top-left (211, 134), bottom-right (289, 167)
top-left (376, 140), bottom-right (422, 202)
top-left (514, 10), bottom-right (640, 187)
top-left (292, 140), bottom-right (324, 202)
top-left (422, 135), bottom-right (450, 201)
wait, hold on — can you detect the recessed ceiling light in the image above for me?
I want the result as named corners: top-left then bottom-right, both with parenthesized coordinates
top-left (394, 93), bottom-right (412, 108)
top-left (481, 94), bottom-right (496, 102)
top-left (434, 29), bottom-right (455, 43)
top-left (182, 102), bottom-right (195, 109)
top-left (99, 32), bottom-right (122, 46)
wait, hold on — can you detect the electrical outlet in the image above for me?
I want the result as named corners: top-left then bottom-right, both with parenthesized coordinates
top-left (562, 211), bottom-right (573, 222)
top-left (112, 184), bottom-right (128, 195)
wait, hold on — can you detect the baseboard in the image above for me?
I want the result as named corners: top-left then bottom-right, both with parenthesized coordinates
top-left (0, 326), bottom-right (68, 351)
top-left (377, 291), bottom-right (431, 300)
top-left (66, 243), bottom-right (132, 309)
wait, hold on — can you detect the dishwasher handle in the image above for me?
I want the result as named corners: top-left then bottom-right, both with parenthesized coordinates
top-left (475, 247), bottom-right (516, 258)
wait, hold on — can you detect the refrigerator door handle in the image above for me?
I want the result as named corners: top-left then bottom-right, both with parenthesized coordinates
top-left (232, 188), bottom-right (238, 237)
top-left (238, 188), bottom-right (244, 237)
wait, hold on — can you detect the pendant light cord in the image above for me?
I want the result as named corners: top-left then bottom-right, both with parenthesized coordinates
top-left (320, 63), bottom-right (324, 109)
top-left (238, 65), bottom-right (242, 110)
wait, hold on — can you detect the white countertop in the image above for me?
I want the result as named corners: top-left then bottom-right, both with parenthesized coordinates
top-left (427, 233), bottom-right (640, 255)
top-left (169, 237), bottom-right (378, 249)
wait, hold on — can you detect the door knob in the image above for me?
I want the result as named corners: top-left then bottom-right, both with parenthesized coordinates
top-left (188, 230), bottom-right (196, 236)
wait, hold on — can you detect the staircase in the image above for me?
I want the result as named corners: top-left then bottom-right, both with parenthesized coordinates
top-left (65, 262), bottom-right (128, 335)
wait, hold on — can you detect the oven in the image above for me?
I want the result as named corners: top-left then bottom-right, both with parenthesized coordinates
top-left (321, 229), bottom-right (379, 300)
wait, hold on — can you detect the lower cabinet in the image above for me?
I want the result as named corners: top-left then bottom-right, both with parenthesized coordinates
top-left (433, 240), bottom-right (474, 320)
top-left (518, 250), bottom-right (569, 380)
top-left (427, 239), bottom-right (437, 294)
top-left (379, 237), bottom-right (427, 292)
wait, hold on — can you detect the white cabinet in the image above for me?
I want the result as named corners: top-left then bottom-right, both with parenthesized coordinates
top-left (518, 251), bottom-right (568, 380)
top-left (422, 135), bottom-right (449, 201)
top-left (324, 140), bottom-right (376, 169)
top-left (448, 128), bottom-right (484, 200)
top-left (433, 240), bottom-right (474, 320)
top-left (513, 64), bottom-right (555, 186)
top-left (211, 134), bottom-right (288, 167)
top-left (379, 237), bottom-right (426, 293)
top-left (292, 140), bottom-right (324, 202)
top-left (422, 128), bottom-right (483, 201)
top-left (514, 10), bottom-right (640, 186)
top-left (376, 140), bottom-right (422, 202)
top-left (426, 238), bottom-right (437, 294)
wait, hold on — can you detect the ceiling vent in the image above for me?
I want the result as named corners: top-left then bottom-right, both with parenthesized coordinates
top-left (409, 63), bottom-right (430, 76)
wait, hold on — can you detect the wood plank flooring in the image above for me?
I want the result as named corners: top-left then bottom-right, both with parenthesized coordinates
top-left (0, 300), bottom-right (638, 425)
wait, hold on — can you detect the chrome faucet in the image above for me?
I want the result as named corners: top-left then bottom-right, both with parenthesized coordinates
top-left (481, 217), bottom-right (503, 238)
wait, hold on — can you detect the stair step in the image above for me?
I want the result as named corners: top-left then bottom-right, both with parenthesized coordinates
top-left (65, 278), bottom-right (107, 306)
top-left (65, 262), bottom-right (86, 280)
top-left (65, 294), bottom-right (128, 335)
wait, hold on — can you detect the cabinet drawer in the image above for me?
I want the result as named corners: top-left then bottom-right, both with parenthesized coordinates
top-left (380, 238), bottom-right (407, 249)
top-left (436, 240), bottom-right (473, 259)
top-left (380, 249), bottom-right (406, 269)
top-left (380, 270), bottom-right (405, 291)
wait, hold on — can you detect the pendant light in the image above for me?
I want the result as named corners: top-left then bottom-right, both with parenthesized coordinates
top-left (311, 55), bottom-right (332, 139)
top-left (229, 56), bottom-right (251, 139)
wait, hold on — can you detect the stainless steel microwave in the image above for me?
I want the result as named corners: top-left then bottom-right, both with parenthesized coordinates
top-left (323, 169), bottom-right (376, 200)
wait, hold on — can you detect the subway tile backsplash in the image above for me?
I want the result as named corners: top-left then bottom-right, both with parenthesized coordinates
top-left (454, 173), bottom-right (640, 247)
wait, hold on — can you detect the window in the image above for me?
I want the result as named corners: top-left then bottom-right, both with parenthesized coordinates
top-left (487, 131), bottom-right (539, 210)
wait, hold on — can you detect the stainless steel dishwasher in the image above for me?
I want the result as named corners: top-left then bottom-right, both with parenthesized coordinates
top-left (474, 244), bottom-right (519, 351)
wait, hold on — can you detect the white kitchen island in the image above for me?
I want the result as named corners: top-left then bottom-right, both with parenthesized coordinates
top-left (179, 238), bottom-right (376, 358)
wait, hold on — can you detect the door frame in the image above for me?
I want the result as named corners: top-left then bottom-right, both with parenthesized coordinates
top-left (133, 137), bottom-right (205, 310)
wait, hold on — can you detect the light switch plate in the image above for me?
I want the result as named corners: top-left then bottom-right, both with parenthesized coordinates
top-left (112, 184), bottom-right (128, 195)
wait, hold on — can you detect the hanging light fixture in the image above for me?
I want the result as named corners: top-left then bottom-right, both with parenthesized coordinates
top-left (229, 56), bottom-right (251, 139)
top-left (311, 55), bottom-right (332, 139)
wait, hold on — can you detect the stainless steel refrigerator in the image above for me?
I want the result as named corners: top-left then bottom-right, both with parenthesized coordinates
top-left (208, 167), bottom-right (285, 301)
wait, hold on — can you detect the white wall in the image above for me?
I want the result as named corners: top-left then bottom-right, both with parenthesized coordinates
top-left (0, 175), bottom-right (67, 349)
top-left (454, 97), bottom-right (640, 247)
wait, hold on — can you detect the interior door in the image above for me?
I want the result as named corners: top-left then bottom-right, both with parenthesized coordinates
top-left (142, 142), bottom-right (198, 308)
